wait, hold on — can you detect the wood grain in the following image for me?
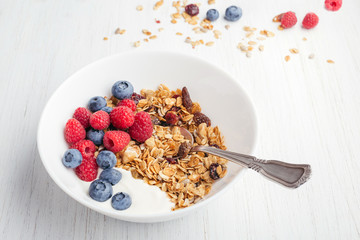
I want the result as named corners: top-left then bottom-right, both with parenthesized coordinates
top-left (1, 0), bottom-right (360, 239)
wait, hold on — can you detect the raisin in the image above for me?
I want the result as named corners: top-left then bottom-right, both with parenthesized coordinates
top-left (185, 4), bottom-right (199, 17)
top-left (170, 106), bottom-right (180, 112)
top-left (131, 92), bottom-right (145, 105)
top-left (165, 111), bottom-right (179, 125)
top-left (209, 163), bottom-right (220, 180)
top-left (182, 87), bottom-right (193, 111)
top-left (145, 106), bottom-right (158, 112)
top-left (160, 120), bottom-right (170, 127)
top-left (193, 112), bottom-right (211, 126)
top-left (166, 158), bottom-right (177, 164)
top-left (177, 142), bottom-right (192, 159)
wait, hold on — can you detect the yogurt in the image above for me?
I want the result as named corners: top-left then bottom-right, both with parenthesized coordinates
top-left (81, 168), bottom-right (174, 214)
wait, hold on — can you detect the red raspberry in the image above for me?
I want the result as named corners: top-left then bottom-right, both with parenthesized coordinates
top-left (129, 111), bottom-right (153, 143)
top-left (280, 11), bottom-right (297, 29)
top-left (302, 13), bottom-right (319, 29)
top-left (165, 111), bottom-right (179, 125)
top-left (325, 0), bottom-right (342, 11)
top-left (117, 99), bottom-right (137, 112)
top-left (71, 140), bottom-right (96, 160)
top-left (73, 107), bottom-right (91, 128)
top-left (103, 131), bottom-right (130, 152)
top-left (110, 106), bottom-right (135, 129)
top-left (64, 119), bottom-right (86, 144)
top-left (89, 110), bottom-right (110, 130)
top-left (75, 157), bottom-right (98, 181)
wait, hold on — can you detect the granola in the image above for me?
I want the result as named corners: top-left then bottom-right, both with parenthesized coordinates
top-left (104, 85), bottom-right (228, 210)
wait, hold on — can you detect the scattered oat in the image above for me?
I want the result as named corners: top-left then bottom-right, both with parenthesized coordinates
top-left (103, 37), bottom-right (108, 40)
top-left (158, 28), bottom-right (164, 32)
top-left (246, 52), bottom-right (252, 58)
top-left (308, 53), bottom-right (314, 59)
top-left (289, 48), bottom-right (299, 54)
top-left (208, 0), bottom-right (215, 4)
top-left (185, 37), bottom-right (191, 43)
top-left (115, 28), bottom-right (121, 34)
top-left (144, 39), bottom-right (149, 42)
top-left (257, 36), bottom-right (266, 41)
top-left (171, 19), bottom-right (177, 24)
top-left (260, 30), bottom-right (275, 37)
top-left (136, 5), bottom-right (143, 11)
top-left (172, 13), bottom-right (181, 19)
top-left (225, 25), bottom-right (230, 30)
top-left (247, 46), bottom-right (253, 51)
top-left (246, 32), bottom-right (254, 38)
top-left (285, 55), bottom-right (290, 62)
top-left (273, 14), bottom-right (282, 22)
top-left (327, 59), bottom-right (335, 64)
top-left (259, 45), bottom-right (264, 51)
top-left (205, 41), bottom-right (214, 46)
top-left (213, 30), bottom-right (221, 39)
top-left (154, 0), bottom-right (164, 10)
top-left (303, 37), bottom-right (307, 41)
top-left (278, 25), bottom-right (284, 31)
top-left (248, 41), bottom-right (257, 45)
top-left (176, 32), bottom-right (183, 36)
top-left (134, 41), bottom-right (141, 47)
top-left (149, 35), bottom-right (157, 39)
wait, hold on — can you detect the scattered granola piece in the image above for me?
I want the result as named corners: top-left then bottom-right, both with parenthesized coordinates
top-left (208, 0), bottom-right (215, 4)
top-left (327, 59), bottom-right (335, 64)
top-left (171, 19), bottom-right (177, 24)
top-left (260, 30), bottom-right (275, 37)
top-left (257, 36), bottom-right (266, 41)
top-left (285, 55), bottom-right (290, 62)
top-left (115, 28), bottom-right (121, 34)
top-left (213, 30), bottom-right (221, 39)
top-left (248, 41), bottom-right (257, 45)
top-left (134, 41), bottom-right (141, 47)
top-left (246, 52), bottom-right (252, 58)
top-left (259, 45), bottom-right (264, 51)
top-left (154, 0), bottom-right (164, 10)
top-left (149, 35), bottom-right (157, 39)
top-left (185, 37), bottom-right (191, 43)
top-left (176, 32), bottom-right (183, 36)
top-left (303, 37), bottom-right (307, 41)
top-left (136, 5), bottom-right (143, 11)
top-left (172, 13), bottom-right (181, 19)
top-left (225, 25), bottom-right (230, 30)
top-left (144, 39), bottom-right (149, 42)
top-left (308, 53), bottom-right (315, 59)
top-left (103, 37), bottom-right (108, 40)
top-left (290, 48), bottom-right (299, 54)
top-left (247, 46), bottom-right (253, 51)
top-left (205, 41), bottom-right (214, 46)
top-left (158, 28), bottom-right (164, 32)
top-left (246, 32), bottom-right (254, 38)
top-left (278, 25), bottom-right (284, 31)
top-left (142, 29), bottom-right (152, 36)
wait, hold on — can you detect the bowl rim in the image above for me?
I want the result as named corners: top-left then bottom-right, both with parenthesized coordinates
top-left (37, 50), bottom-right (258, 222)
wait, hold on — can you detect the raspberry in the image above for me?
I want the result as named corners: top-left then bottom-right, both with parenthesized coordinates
top-left (103, 131), bottom-right (130, 152)
top-left (129, 111), bottom-right (153, 143)
top-left (64, 119), bottom-right (86, 144)
top-left (165, 111), bottom-right (179, 125)
top-left (325, 0), bottom-right (342, 11)
top-left (71, 140), bottom-right (96, 160)
top-left (89, 110), bottom-right (110, 130)
top-left (73, 107), bottom-right (91, 128)
top-left (110, 106), bottom-right (135, 129)
top-left (280, 11), bottom-right (297, 29)
top-left (302, 13), bottom-right (319, 29)
top-left (185, 4), bottom-right (199, 17)
top-left (117, 99), bottom-right (137, 112)
top-left (75, 157), bottom-right (98, 181)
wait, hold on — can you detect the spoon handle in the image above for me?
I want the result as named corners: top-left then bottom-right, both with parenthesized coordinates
top-left (192, 146), bottom-right (311, 188)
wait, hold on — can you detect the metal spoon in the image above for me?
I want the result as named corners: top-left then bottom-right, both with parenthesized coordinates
top-left (179, 127), bottom-right (311, 188)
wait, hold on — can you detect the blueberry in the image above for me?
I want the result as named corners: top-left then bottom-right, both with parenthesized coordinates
top-left (101, 106), bottom-right (113, 114)
top-left (206, 9), bottom-right (219, 22)
top-left (111, 81), bottom-right (134, 100)
top-left (111, 192), bottom-right (132, 210)
top-left (225, 6), bottom-right (242, 22)
top-left (88, 96), bottom-right (107, 112)
top-left (62, 149), bottom-right (82, 168)
top-left (87, 129), bottom-right (105, 146)
top-left (89, 179), bottom-right (113, 202)
top-left (99, 169), bottom-right (122, 185)
top-left (96, 150), bottom-right (117, 169)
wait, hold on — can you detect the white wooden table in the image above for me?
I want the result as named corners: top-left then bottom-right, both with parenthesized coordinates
top-left (1, 0), bottom-right (360, 239)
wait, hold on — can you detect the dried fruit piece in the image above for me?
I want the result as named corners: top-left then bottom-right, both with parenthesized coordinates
top-left (165, 111), bottom-right (180, 125)
top-left (209, 163), bottom-right (220, 180)
top-left (177, 142), bottom-right (192, 159)
top-left (193, 112), bottom-right (211, 126)
top-left (166, 158), bottom-right (177, 164)
top-left (182, 87), bottom-right (193, 111)
top-left (185, 4), bottom-right (199, 17)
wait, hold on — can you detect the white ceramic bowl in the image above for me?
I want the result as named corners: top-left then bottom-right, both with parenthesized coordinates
top-left (37, 51), bottom-right (257, 223)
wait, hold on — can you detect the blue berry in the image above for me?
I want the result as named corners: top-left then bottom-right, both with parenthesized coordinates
top-left (101, 106), bottom-right (113, 114)
top-left (96, 150), bottom-right (117, 169)
top-left (111, 81), bottom-right (134, 100)
top-left (111, 192), bottom-right (132, 210)
top-left (62, 149), bottom-right (82, 168)
top-left (225, 6), bottom-right (242, 22)
top-left (206, 9), bottom-right (219, 22)
top-left (89, 179), bottom-right (113, 202)
top-left (88, 96), bottom-right (107, 112)
top-left (87, 129), bottom-right (105, 146)
top-left (100, 169), bottom-right (122, 185)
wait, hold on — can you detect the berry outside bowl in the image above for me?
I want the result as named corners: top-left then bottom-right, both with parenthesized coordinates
top-left (37, 51), bottom-right (258, 223)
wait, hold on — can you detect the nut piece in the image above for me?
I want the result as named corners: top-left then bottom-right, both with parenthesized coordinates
top-left (193, 112), bottom-right (211, 126)
top-left (182, 87), bottom-right (193, 111)
top-left (177, 142), bottom-right (192, 159)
